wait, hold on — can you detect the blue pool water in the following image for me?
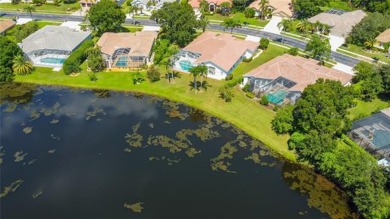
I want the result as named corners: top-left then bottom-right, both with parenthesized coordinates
top-left (40, 57), bottom-right (65, 65)
top-left (179, 60), bottom-right (193, 71)
top-left (267, 90), bottom-right (287, 105)
top-left (116, 56), bottom-right (128, 67)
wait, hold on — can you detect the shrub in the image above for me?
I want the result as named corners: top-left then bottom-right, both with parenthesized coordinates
top-left (273, 105), bottom-right (279, 111)
top-left (63, 39), bottom-right (94, 75)
top-left (225, 76), bottom-right (243, 88)
top-left (244, 7), bottom-right (255, 18)
top-left (33, 0), bottom-right (46, 5)
top-left (259, 38), bottom-right (269, 50)
top-left (219, 86), bottom-right (234, 102)
top-left (243, 57), bottom-right (252, 62)
top-left (287, 47), bottom-right (299, 56)
top-left (13, 21), bottom-right (39, 42)
top-left (259, 95), bottom-right (269, 106)
top-left (147, 65), bottom-right (161, 82)
top-left (88, 72), bottom-right (98, 82)
top-left (132, 71), bottom-right (145, 84)
top-left (242, 84), bottom-right (250, 92)
top-left (225, 74), bottom-right (233, 81)
top-left (245, 92), bottom-right (254, 99)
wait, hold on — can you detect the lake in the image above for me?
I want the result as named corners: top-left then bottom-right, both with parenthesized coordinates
top-left (0, 83), bottom-right (356, 219)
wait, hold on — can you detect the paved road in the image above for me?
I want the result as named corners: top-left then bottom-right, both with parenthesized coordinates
top-left (1, 11), bottom-right (360, 67)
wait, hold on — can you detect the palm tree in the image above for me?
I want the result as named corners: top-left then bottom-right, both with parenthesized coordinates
top-left (12, 55), bottom-right (33, 76)
top-left (189, 65), bottom-right (201, 92)
top-left (199, 0), bottom-right (208, 13)
top-left (364, 38), bottom-right (376, 50)
top-left (197, 65), bottom-right (208, 87)
top-left (277, 19), bottom-right (292, 32)
top-left (23, 5), bottom-right (35, 19)
top-left (221, 18), bottom-right (241, 33)
top-left (296, 20), bottom-right (312, 34)
top-left (198, 15), bottom-right (209, 33)
top-left (165, 57), bottom-right (175, 82)
top-left (258, 0), bottom-right (269, 20)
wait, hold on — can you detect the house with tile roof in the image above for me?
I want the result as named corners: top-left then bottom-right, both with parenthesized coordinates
top-left (0, 19), bottom-right (16, 35)
top-left (173, 31), bottom-right (258, 80)
top-left (249, 0), bottom-right (293, 18)
top-left (308, 10), bottom-right (366, 38)
top-left (242, 54), bottom-right (352, 105)
top-left (132, 0), bottom-right (176, 11)
top-left (96, 31), bottom-right (157, 69)
top-left (188, 0), bottom-right (232, 12)
top-left (375, 29), bottom-right (390, 52)
top-left (21, 26), bottom-right (91, 67)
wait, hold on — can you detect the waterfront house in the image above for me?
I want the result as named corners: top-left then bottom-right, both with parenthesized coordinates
top-left (173, 31), bottom-right (258, 80)
top-left (242, 54), bottom-right (352, 105)
top-left (96, 31), bottom-right (157, 69)
top-left (21, 25), bottom-right (91, 67)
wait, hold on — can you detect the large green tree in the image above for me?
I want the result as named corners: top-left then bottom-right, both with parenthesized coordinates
top-left (347, 13), bottom-right (390, 46)
top-left (88, 0), bottom-right (126, 35)
top-left (271, 79), bottom-right (390, 218)
top-left (0, 36), bottom-right (23, 82)
top-left (292, 0), bottom-right (323, 19)
top-left (305, 35), bottom-right (331, 62)
top-left (353, 61), bottom-right (386, 101)
top-left (151, 2), bottom-right (198, 47)
top-left (85, 47), bottom-right (105, 73)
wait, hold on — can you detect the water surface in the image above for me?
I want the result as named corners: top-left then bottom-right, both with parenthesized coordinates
top-left (0, 84), bottom-right (355, 219)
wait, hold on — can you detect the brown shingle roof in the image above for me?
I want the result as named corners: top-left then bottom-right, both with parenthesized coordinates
top-left (0, 20), bottom-right (16, 34)
top-left (249, 0), bottom-right (293, 17)
top-left (376, 29), bottom-right (390, 43)
top-left (97, 31), bottom-right (157, 57)
top-left (183, 31), bottom-right (258, 72)
top-left (244, 54), bottom-right (352, 92)
top-left (308, 10), bottom-right (366, 37)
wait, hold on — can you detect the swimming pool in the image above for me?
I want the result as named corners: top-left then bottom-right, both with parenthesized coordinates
top-left (267, 90), bottom-right (287, 105)
top-left (116, 56), bottom-right (128, 67)
top-left (179, 60), bottom-right (193, 71)
top-left (40, 57), bottom-right (65, 65)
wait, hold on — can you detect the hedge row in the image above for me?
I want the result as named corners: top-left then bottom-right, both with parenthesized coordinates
top-left (63, 39), bottom-right (94, 75)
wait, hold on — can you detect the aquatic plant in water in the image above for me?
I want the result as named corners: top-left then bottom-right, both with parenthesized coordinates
top-left (85, 108), bottom-right (106, 120)
top-left (32, 191), bottom-right (43, 199)
top-left (50, 119), bottom-right (59, 124)
top-left (124, 202), bottom-right (144, 213)
top-left (23, 127), bottom-right (33, 134)
top-left (14, 151), bottom-right (28, 162)
top-left (0, 146), bottom-right (4, 165)
top-left (0, 180), bottom-right (24, 198)
top-left (48, 149), bottom-right (56, 154)
top-left (125, 123), bottom-right (143, 148)
top-left (283, 165), bottom-right (358, 218)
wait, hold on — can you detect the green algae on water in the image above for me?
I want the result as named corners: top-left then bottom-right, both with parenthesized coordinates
top-left (124, 202), bottom-right (144, 213)
top-left (32, 191), bottom-right (43, 199)
top-left (50, 119), bottom-right (59, 124)
top-left (14, 151), bottom-right (28, 162)
top-left (125, 123), bottom-right (143, 148)
top-left (0, 180), bottom-right (24, 198)
top-left (23, 127), bottom-right (33, 134)
top-left (0, 146), bottom-right (4, 165)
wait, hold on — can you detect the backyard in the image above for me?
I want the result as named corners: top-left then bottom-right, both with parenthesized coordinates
top-left (14, 47), bottom-right (294, 160)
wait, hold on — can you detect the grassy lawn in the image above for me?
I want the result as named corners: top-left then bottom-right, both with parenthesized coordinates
top-left (232, 44), bottom-right (287, 77)
top-left (205, 13), bottom-right (269, 27)
top-left (349, 97), bottom-right (390, 120)
top-left (0, 2), bottom-right (80, 14)
top-left (123, 25), bottom-right (143, 32)
top-left (339, 44), bottom-right (390, 64)
top-left (14, 49), bottom-right (294, 161)
top-left (36, 20), bottom-right (62, 28)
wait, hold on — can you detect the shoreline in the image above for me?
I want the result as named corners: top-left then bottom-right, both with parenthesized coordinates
top-left (13, 70), bottom-right (295, 162)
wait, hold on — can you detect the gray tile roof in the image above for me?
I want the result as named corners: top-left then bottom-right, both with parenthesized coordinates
top-left (21, 26), bottom-right (91, 54)
top-left (308, 10), bottom-right (366, 37)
